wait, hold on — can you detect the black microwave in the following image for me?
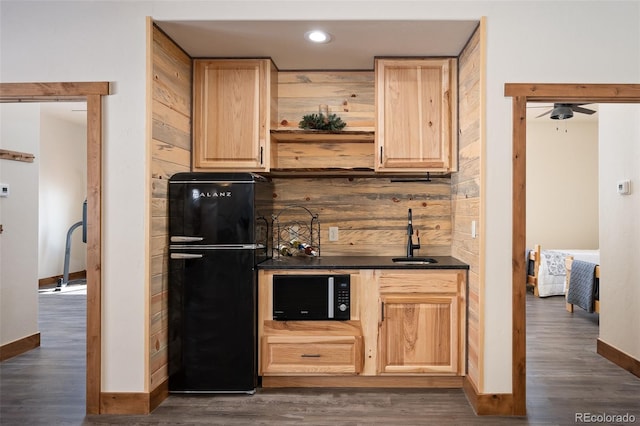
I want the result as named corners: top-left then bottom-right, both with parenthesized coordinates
top-left (272, 274), bottom-right (350, 320)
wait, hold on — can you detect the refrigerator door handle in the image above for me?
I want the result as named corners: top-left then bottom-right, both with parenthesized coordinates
top-left (170, 253), bottom-right (204, 260)
top-left (171, 236), bottom-right (204, 243)
top-left (170, 244), bottom-right (264, 250)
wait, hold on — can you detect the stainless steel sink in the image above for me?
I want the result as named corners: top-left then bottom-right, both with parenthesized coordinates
top-left (391, 257), bottom-right (438, 265)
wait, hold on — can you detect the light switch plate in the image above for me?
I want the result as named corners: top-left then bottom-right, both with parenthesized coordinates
top-left (617, 179), bottom-right (631, 195)
top-left (0, 183), bottom-right (9, 197)
top-left (329, 227), bottom-right (339, 241)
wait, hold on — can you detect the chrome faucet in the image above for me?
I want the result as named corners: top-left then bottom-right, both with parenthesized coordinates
top-left (406, 208), bottom-right (421, 258)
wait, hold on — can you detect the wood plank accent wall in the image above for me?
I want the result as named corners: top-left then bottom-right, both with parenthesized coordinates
top-left (149, 25), bottom-right (192, 393)
top-left (145, 60), bottom-right (456, 397)
top-left (277, 71), bottom-right (375, 130)
top-left (273, 70), bottom-right (450, 257)
top-left (272, 177), bottom-right (451, 257)
top-left (452, 26), bottom-right (482, 389)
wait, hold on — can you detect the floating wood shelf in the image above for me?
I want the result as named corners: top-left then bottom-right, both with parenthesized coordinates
top-left (268, 129), bottom-right (451, 177)
top-left (270, 129), bottom-right (375, 170)
top-left (0, 149), bottom-right (35, 163)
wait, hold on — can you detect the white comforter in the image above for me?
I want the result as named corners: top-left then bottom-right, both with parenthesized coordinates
top-left (537, 249), bottom-right (600, 297)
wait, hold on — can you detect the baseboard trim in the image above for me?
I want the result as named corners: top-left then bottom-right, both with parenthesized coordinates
top-left (262, 375), bottom-right (463, 388)
top-left (597, 338), bottom-right (640, 379)
top-left (0, 333), bottom-right (41, 362)
top-left (100, 392), bottom-right (150, 415)
top-left (100, 379), bottom-right (169, 415)
top-left (150, 379), bottom-right (169, 412)
top-left (39, 270), bottom-right (87, 288)
top-left (463, 376), bottom-right (515, 416)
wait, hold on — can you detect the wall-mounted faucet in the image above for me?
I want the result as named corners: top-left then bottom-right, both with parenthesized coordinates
top-left (406, 208), bottom-right (421, 258)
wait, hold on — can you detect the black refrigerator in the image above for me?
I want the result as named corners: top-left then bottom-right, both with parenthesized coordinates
top-left (168, 172), bottom-right (273, 393)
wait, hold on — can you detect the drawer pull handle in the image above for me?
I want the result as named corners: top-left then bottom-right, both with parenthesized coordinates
top-left (301, 354), bottom-right (321, 358)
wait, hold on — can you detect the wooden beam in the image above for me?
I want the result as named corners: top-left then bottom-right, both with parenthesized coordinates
top-left (85, 93), bottom-right (102, 415)
top-left (504, 83), bottom-right (640, 103)
top-left (511, 95), bottom-right (527, 416)
top-left (0, 82), bottom-right (110, 101)
top-left (0, 149), bottom-right (35, 163)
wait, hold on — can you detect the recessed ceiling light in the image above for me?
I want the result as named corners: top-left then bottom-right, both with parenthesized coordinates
top-left (304, 30), bottom-right (332, 44)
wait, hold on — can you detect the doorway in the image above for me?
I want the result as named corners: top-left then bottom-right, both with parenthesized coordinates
top-left (0, 81), bottom-right (108, 414)
top-left (505, 83), bottom-right (640, 415)
top-left (38, 101), bottom-right (88, 293)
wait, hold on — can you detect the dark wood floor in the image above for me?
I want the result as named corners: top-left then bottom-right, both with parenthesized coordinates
top-left (1, 293), bottom-right (639, 425)
top-left (0, 294), bottom-right (87, 425)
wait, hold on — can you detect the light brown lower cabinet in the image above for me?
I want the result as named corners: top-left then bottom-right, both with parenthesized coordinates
top-left (376, 269), bottom-right (465, 376)
top-left (261, 324), bottom-right (364, 375)
top-left (378, 293), bottom-right (459, 374)
top-left (258, 269), bottom-right (466, 384)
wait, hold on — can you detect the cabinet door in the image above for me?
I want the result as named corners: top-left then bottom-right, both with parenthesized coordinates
top-left (379, 294), bottom-right (459, 374)
top-left (193, 59), bottom-right (272, 171)
top-left (375, 58), bottom-right (457, 173)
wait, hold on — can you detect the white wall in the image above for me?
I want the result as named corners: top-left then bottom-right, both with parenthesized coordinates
top-left (1, 0), bottom-right (638, 394)
top-left (598, 104), bottom-right (640, 361)
top-left (0, 104), bottom-right (40, 347)
top-left (39, 106), bottom-right (87, 280)
top-left (526, 119), bottom-right (599, 250)
top-left (1, 1), bottom-right (148, 391)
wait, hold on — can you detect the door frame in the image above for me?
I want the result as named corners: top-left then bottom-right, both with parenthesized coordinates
top-left (0, 81), bottom-right (109, 414)
top-left (504, 83), bottom-right (640, 415)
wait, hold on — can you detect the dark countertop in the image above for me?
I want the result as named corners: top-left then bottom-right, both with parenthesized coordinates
top-left (258, 255), bottom-right (469, 270)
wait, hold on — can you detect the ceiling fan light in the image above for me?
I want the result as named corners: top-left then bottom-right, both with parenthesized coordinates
top-left (550, 106), bottom-right (573, 120)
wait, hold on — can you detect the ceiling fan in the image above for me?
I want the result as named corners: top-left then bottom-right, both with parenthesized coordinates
top-left (533, 103), bottom-right (597, 120)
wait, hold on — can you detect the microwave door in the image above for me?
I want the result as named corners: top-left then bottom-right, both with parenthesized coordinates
top-left (272, 274), bottom-right (350, 321)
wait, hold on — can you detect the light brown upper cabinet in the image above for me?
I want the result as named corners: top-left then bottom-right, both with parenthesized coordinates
top-left (193, 59), bottom-right (277, 171)
top-left (375, 58), bottom-right (458, 173)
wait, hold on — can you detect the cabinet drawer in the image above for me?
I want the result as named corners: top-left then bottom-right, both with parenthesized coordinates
top-left (261, 335), bottom-right (363, 375)
top-left (378, 270), bottom-right (463, 294)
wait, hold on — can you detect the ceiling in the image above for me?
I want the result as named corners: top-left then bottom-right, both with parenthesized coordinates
top-left (155, 20), bottom-right (479, 70)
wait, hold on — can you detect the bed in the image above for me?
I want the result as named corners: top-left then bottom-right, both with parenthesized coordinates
top-left (526, 244), bottom-right (600, 298)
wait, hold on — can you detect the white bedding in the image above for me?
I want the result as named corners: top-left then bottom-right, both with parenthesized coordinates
top-left (537, 249), bottom-right (600, 297)
top-left (563, 250), bottom-right (600, 265)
